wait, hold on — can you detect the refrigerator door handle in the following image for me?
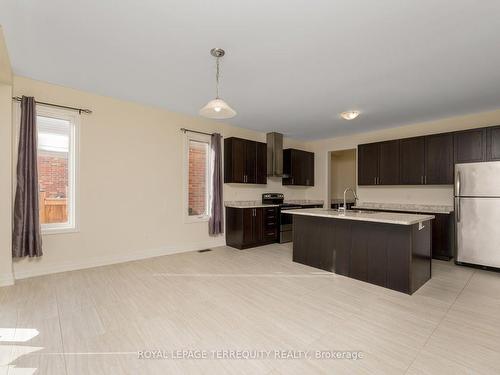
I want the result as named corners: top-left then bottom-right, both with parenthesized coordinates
top-left (456, 171), bottom-right (461, 197)
top-left (456, 197), bottom-right (461, 223)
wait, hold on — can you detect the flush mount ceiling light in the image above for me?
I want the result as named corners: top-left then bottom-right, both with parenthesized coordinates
top-left (199, 48), bottom-right (237, 120)
top-left (340, 111), bottom-right (360, 120)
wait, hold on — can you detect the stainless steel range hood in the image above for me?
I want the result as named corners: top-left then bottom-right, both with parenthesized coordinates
top-left (267, 132), bottom-right (283, 177)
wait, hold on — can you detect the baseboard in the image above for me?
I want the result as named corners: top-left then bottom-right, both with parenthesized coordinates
top-left (13, 238), bottom-right (226, 280)
top-left (0, 272), bottom-right (15, 287)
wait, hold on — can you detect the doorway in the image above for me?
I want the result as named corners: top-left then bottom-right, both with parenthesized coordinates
top-left (329, 149), bottom-right (356, 209)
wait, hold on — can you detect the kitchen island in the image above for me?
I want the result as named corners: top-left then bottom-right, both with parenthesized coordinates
top-left (284, 208), bottom-right (434, 294)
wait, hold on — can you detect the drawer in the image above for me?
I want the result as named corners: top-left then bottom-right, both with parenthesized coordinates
top-left (264, 229), bottom-right (277, 239)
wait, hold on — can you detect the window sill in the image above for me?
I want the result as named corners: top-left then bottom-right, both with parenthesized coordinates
top-left (42, 226), bottom-right (79, 235)
top-left (184, 216), bottom-right (210, 224)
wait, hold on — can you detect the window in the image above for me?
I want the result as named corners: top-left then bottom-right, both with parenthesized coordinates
top-left (184, 133), bottom-right (211, 222)
top-left (35, 106), bottom-right (79, 233)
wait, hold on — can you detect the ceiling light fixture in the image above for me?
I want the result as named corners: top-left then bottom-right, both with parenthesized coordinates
top-left (199, 48), bottom-right (237, 120)
top-left (340, 111), bottom-right (360, 120)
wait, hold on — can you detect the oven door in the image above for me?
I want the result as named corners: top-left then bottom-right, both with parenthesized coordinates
top-left (279, 207), bottom-right (300, 243)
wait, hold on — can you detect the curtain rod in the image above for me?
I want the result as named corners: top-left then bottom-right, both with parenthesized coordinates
top-left (12, 96), bottom-right (93, 114)
top-left (180, 128), bottom-right (222, 137)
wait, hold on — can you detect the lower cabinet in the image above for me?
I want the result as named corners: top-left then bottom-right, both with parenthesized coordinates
top-left (226, 207), bottom-right (278, 249)
top-left (430, 213), bottom-right (455, 261)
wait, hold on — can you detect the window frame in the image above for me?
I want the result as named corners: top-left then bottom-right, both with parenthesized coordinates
top-left (13, 103), bottom-right (80, 235)
top-left (183, 132), bottom-right (212, 224)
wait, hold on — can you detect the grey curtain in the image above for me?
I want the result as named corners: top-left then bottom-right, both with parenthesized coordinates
top-left (209, 133), bottom-right (223, 235)
top-left (13, 96), bottom-right (43, 257)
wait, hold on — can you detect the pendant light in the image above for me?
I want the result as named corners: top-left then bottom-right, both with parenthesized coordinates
top-left (199, 48), bottom-right (237, 119)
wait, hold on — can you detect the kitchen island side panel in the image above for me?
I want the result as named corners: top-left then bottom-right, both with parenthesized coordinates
top-left (292, 215), bottom-right (431, 294)
top-left (411, 220), bottom-right (432, 293)
top-left (292, 215), bottom-right (335, 272)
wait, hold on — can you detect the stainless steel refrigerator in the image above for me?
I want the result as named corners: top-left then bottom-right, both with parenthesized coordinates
top-left (455, 161), bottom-right (500, 269)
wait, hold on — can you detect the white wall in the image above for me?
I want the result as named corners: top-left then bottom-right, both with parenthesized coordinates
top-left (0, 84), bottom-right (13, 286)
top-left (0, 27), bottom-right (13, 286)
top-left (305, 109), bottom-right (500, 206)
top-left (11, 76), bottom-right (310, 279)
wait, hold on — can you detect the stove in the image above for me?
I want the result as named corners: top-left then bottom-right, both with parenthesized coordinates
top-left (262, 193), bottom-right (301, 243)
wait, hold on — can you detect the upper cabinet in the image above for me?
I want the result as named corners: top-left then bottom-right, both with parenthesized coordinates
top-left (399, 135), bottom-right (454, 185)
top-left (378, 140), bottom-right (401, 185)
top-left (358, 143), bottom-right (380, 185)
top-left (454, 128), bottom-right (486, 164)
top-left (282, 149), bottom-right (314, 186)
top-left (358, 140), bottom-right (400, 185)
top-left (400, 137), bottom-right (425, 185)
top-left (487, 126), bottom-right (500, 161)
top-left (358, 130), bottom-right (462, 186)
top-left (425, 133), bottom-right (454, 184)
top-left (224, 137), bottom-right (267, 184)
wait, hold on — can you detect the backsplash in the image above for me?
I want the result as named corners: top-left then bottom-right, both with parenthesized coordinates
top-left (357, 185), bottom-right (454, 206)
top-left (223, 177), bottom-right (310, 202)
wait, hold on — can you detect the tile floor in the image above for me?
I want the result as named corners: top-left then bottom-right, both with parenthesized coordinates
top-left (1, 243), bottom-right (499, 374)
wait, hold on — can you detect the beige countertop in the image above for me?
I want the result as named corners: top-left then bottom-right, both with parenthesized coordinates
top-left (353, 202), bottom-right (454, 214)
top-left (225, 199), bottom-right (324, 208)
top-left (224, 201), bottom-right (278, 208)
top-left (284, 200), bottom-right (324, 205)
top-left (283, 208), bottom-right (434, 225)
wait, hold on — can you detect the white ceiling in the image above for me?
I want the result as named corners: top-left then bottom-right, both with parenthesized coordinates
top-left (1, 0), bottom-right (500, 140)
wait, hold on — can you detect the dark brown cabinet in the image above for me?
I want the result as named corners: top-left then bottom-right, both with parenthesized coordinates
top-left (224, 137), bottom-right (267, 184)
top-left (282, 149), bottom-right (314, 186)
top-left (360, 134), bottom-right (453, 186)
top-left (357, 143), bottom-right (380, 185)
top-left (226, 206), bottom-right (278, 249)
top-left (357, 140), bottom-right (400, 185)
top-left (487, 126), bottom-right (500, 161)
top-left (379, 140), bottom-right (401, 185)
top-left (425, 133), bottom-right (454, 184)
top-left (431, 212), bottom-right (455, 261)
top-left (454, 128), bottom-right (486, 163)
top-left (358, 125), bottom-right (500, 186)
top-left (400, 137), bottom-right (425, 185)
top-left (255, 142), bottom-right (267, 184)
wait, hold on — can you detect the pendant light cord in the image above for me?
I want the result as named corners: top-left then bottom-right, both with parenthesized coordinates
top-left (215, 56), bottom-right (220, 99)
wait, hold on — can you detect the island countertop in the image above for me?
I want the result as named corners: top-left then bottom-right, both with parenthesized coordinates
top-left (283, 208), bottom-right (434, 225)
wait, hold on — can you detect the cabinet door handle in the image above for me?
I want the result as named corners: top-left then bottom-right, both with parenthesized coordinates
top-left (374, 177), bottom-right (376, 185)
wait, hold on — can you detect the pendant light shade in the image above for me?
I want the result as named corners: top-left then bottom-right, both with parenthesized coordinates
top-left (199, 98), bottom-right (237, 119)
top-left (200, 48), bottom-right (237, 120)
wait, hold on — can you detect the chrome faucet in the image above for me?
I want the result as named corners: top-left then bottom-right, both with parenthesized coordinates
top-left (342, 187), bottom-right (358, 213)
